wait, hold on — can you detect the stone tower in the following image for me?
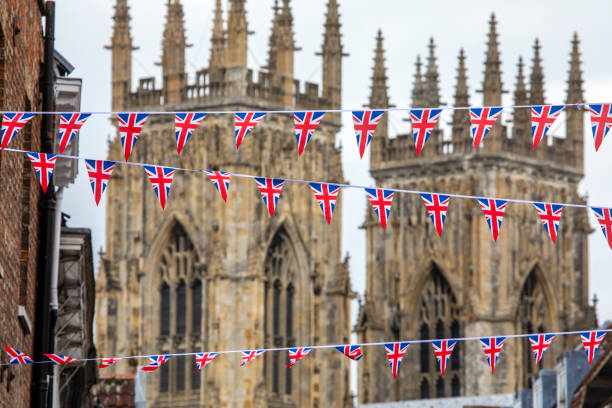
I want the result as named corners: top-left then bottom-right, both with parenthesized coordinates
top-left (96, 1), bottom-right (352, 407)
top-left (357, 15), bottom-right (595, 403)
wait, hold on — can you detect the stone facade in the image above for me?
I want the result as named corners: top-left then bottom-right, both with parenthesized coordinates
top-left (96, 1), bottom-right (353, 407)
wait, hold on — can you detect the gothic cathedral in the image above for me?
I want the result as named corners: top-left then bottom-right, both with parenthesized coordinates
top-left (95, 1), bottom-right (353, 407)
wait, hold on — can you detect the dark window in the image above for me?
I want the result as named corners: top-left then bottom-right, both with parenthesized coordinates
top-left (435, 320), bottom-right (444, 339)
top-left (191, 279), bottom-right (202, 335)
top-left (285, 355), bottom-right (292, 395)
top-left (191, 369), bottom-right (200, 390)
top-left (160, 362), bottom-right (169, 392)
top-left (273, 280), bottom-right (281, 336)
top-left (176, 280), bottom-right (186, 335)
top-left (175, 350), bottom-right (185, 391)
top-left (160, 282), bottom-right (170, 336)
top-left (420, 324), bottom-right (430, 373)
top-left (272, 352), bottom-right (279, 393)
top-left (286, 284), bottom-right (294, 340)
top-left (420, 378), bottom-right (429, 399)
top-left (451, 376), bottom-right (460, 396)
top-left (436, 377), bottom-right (444, 397)
top-left (451, 320), bottom-right (460, 370)
top-left (519, 271), bottom-right (547, 386)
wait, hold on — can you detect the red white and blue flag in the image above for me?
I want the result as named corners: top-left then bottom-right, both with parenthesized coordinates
top-left (352, 110), bottom-right (384, 158)
top-left (384, 342), bottom-right (410, 379)
top-left (1, 113), bottom-right (35, 150)
top-left (591, 207), bottom-right (612, 250)
top-left (477, 198), bottom-right (508, 242)
top-left (27, 152), bottom-right (57, 193)
top-left (58, 113), bottom-right (91, 153)
top-left (85, 160), bottom-right (116, 206)
top-left (287, 347), bottom-right (312, 368)
top-left (580, 331), bottom-right (606, 365)
top-left (365, 188), bottom-right (394, 230)
top-left (531, 105), bottom-right (563, 150)
top-left (235, 112), bottom-right (266, 149)
top-left (255, 177), bottom-right (284, 217)
top-left (294, 111), bottom-right (325, 156)
top-left (194, 352), bottom-right (218, 372)
top-left (309, 182), bottom-right (341, 224)
top-left (335, 345), bottom-right (363, 361)
top-left (240, 350), bottom-right (265, 366)
top-left (480, 337), bottom-right (505, 375)
top-left (410, 109), bottom-right (442, 156)
top-left (144, 165), bottom-right (175, 210)
top-left (432, 340), bottom-right (457, 376)
top-left (98, 358), bottom-right (119, 369)
top-left (533, 202), bottom-right (563, 243)
top-left (528, 334), bottom-right (555, 366)
top-left (4, 346), bottom-right (34, 364)
top-left (587, 103), bottom-right (612, 151)
top-left (420, 193), bottom-right (451, 237)
top-left (117, 113), bottom-right (149, 161)
top-left (204, 170), bottom-right (231, 202)
top-left (141, 355), bottom-right (171, 372)
top-left (469, 107), bottom-right (503, 148)
top-left (45, 353), bottom-right (78, 365)
top-left (174, 113), bottom-right (206, 154)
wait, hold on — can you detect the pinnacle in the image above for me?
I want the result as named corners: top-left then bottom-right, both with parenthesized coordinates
top-left (369, 30), bottom-right (389, 108)
top-left (566, 32), bottom-right (583, 103)
top-left (514, 56), bottom-right (528, 105)
top-left (412, 54), bottom-right (425, 108)
top-left (424, 37), bottom-right (441, 107)
top-left (529, 38), bottom-right (545, 105)
top-left (454, 48), bottom-right (469, 108)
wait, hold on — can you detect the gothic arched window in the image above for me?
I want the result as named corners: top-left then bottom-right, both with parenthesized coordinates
top-left (518, 270), bottom-right (547, 387)
top-left (420, 378), bottom-right (429, 399)
top-left (191, 279), bottom-right (202, 335)
top-left (176, 280), bottom-right (186, 335)
top-left (160, 282), bottom-right (170, 336)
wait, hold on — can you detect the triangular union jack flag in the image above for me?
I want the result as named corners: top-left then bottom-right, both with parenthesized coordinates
top-left (117, 113), bottom-right (149, 161)
top-left (335, 345), bottom-right (363, 361)
top-left (235, 112), bottom-right (266, 149)
top-left (240, 350), bottom-right (265, 367)
top-left (532, 202), bottom-right (563, 243)
top-left (432, 340), bottom-right (457, 376)
top-left (45, 353), bottom-right (78, 365)
top-left (587, 103), bottom-right (612, 151)
top-left (352, 110), bottom-right (384, 158)
top-left (174, 112), bottom-right (206, 154)
top-left (287, 347), bottom-right (312, 368)
top-left (294, 111), bottom-right (325, 156)
top-left (469, 107), bottom-right (503, 148)
top-left (420, 193), bottom-right (451, 236)
top-left (85, 160), bottom-right (116, 206)
top-left (1, 112), bottom-right (35, 150)
top-left (580, 331), bottom-right (606, 365)
top-left (480, 337), bottom-right (505, 375)
top-left (27, 152), bottom-right (57, 193)
top-left (365, 188), bottom-right (394, 230)
top-left (144, 166), bottom-right (175, 210)
top-left (204, 170), bottom-right (231, 202)
top-left (255, 177), bottom-right (284, 217)
top-left (384, 342), bottom-right (410, 379)
top-left (591, 207), bottom-right (612, 250)
top-left (309, 182), bottom-right (341, 224)
top-left (4, 345), bottom-right (34, 364)
top-left (58, 113), bottom-right (91, 153)
top-left (410, 108), bottom-right (442, 156)
top-left (141, 355), bottom-right (171, 372)
top-left (528, 334), bottom-right (555, 366)
top-left (194, 352), bottom-right (218, 372)
top-left (477, 198), bottom-right (508, 242)
top-left (530, 105), bottom-right (564, 150)
top-left (98, 357), bottom-right (119, 369)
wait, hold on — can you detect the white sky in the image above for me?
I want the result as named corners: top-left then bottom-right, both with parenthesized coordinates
top-left (56, 0), bottom-right (612, 335)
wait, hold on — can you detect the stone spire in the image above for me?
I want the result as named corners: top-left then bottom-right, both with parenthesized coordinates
top-left (512, 56), bottom-right (530, 148)
top-left (106, 0), bottom-right (137, 111)
top-left (411, 55), bottom-right (425, 108)
top-left (566, 33), bottom-right (585, 170)
top-left (566, 33), bottom-right (584, 104)
top-left (161, 0), bottom-right (188, 103)
top-left (369, 30), bottom-right (390, 166)
top-left (480, 13), bottom-right (504, 106)
top-left (274, 0), bottom-right (299, 106)
top-left (453, 48), bottom-right (469, 108)
top-left (529, 38), bottom-right (545, 105)
top-left (209, 0), bottom-right (226, 70)
top-left (266, 0), bottom-right (281, 73)
top-left (452, 49), bottom-right (470, 149)
top-left (226, 0), bottom-right (249, 68)
top-left (319, 0), bottom-right (346, 124)
top-left (424, 38), bottom-right (442, 108)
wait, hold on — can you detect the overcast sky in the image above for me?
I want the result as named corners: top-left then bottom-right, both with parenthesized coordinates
top-left (56, 0), bottom-right (612, 332)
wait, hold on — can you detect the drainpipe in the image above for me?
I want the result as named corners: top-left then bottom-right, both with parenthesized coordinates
top-left (48, 187), bottom-right (62, 408)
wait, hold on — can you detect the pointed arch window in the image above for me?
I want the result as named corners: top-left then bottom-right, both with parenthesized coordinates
top-left (176, 280), bottom-right (186, 335)
top-left (160, 282), bottom-right (170, 336)
top-left (518, 270), bottom-right (547, 387)
top-left (191, 279), bottom-right (202, 335)
top-left (420, 378), bottom-right (429, 399)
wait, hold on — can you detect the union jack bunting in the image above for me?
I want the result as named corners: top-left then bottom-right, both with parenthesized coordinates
top-left (309, 182), bottom-right (341, 224)
top-left (432, 340), bottom-right (457, 376)
top-left (58, 113), bottom-right (91, 153)
top-left (384, 342), bottom-right (410, 379)
top-left (194, 352), bottom-right (218, 372)
top-left (365, 188), bottom-right (394, 230)
top-left (420, 193), bottom-right (451, 237)
top-left (580, 331), bottom-right (607, 365)
top-left (477, 198), bottom-right (508, 242)
top-left (27, 152), bottom-right (57, 193)
top-left (294, 111), bottom-right (325, 156)
top-left (410, 108), bottom-right (442, 156)
top-left (204, 170), bottom-right (231, 202)
top-left (480, 337), bottom-right (505, 375)
top-left (335, 345), bottom-right (363, 361)
top-left (174, 113), bottom-right (207, 154)
top-left (591, 207), bottom-right (612, 250)
top-left (528, 334), bottom-right (555, 366)
top-left (532, 202), bottom-right (563, 243)
top-left (144, 166), bottom-right (176, 210)
top-left (255, 177), bottom-right (284, 217)
top-left (117, 113), bottom-right (149, 161)
top-left (469, 107), bottom-right (503, 148)
top-left (240, 350), bottom-right (265, 366)
top-left (98, 358), bottom-right (119, 369)
top-left (45, 353), bottom-right (78, 365)
top-left (1, 112), bottom-right (35, 150)
top-left (287, 347), bottom-right (312, 368)
top-left (352, 110), bottom-right (384, 158)
top-left (4, 346), bottom-right (34, 364)
top-left (85, 160), bottom-right (116, 206)
top-left (235, 112), bottom-right (266, 149)
top-left (141, 355), bottom-right (171, 372)
top-left (587, 103), bottom-right (612, 151)
top-left (531, 105), bottom-right (564, 150)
